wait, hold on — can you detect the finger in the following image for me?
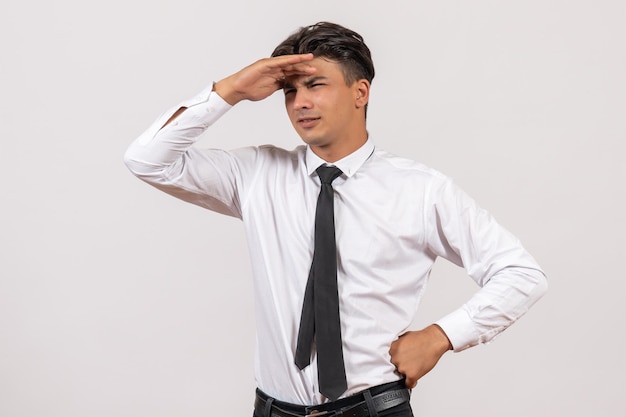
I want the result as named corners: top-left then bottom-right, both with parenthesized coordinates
top-left (268, 53), bottom-right (315, 68)
top-left (267, 55), bottom-right (316, 76)
top-left (282, 68), bottom-right (316, 80)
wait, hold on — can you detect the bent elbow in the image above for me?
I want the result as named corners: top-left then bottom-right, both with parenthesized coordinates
top-left (123, 145), bottom-right (144, 177)
top-left (122, 144), bottom-right (162, 183)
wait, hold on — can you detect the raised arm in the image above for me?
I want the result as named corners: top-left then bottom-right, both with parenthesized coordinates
top-left (124, 54), bottom-right (315, 215)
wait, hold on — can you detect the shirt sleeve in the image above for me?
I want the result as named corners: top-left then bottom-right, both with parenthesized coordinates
top-left (123, 85), bottom-right (259, 218)
top-left (427, 177), bottom-right (548, 351)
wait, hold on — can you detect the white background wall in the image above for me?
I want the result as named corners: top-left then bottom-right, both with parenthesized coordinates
top-left (1, 1), bottom-right (624, 416)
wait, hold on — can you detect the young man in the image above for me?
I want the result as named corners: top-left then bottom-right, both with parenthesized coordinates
top-left (124, 22), bottom-right (547, 417)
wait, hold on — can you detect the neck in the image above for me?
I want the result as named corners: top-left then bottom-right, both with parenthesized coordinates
top-left (311, 131), bottom-right (368, 163)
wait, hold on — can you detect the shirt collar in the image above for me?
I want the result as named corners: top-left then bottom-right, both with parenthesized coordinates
top-left (305, 138), bottom-right (375, 178)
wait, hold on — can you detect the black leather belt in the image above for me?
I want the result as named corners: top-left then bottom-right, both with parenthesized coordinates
top-left (254, 380), bottom-right (410, 417)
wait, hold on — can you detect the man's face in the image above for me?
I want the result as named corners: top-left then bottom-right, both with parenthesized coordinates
top-left (282, 58), bottom-right (367, 158)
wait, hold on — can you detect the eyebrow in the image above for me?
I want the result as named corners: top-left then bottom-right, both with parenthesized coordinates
top-left (283, 76), bottom-right (329, 89)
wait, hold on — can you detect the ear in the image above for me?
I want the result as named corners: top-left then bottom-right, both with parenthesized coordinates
top-left (354, 79), bottom-right (370, 109)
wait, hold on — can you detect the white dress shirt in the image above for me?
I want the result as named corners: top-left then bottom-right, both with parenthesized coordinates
top-left (124, 85), bottom-right (548, 405)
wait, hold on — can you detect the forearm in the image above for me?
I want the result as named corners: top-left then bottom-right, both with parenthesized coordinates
top-left (436, 265), bottom-right (548, 351)
top-left (428, 176), bottom-right (549, 351)
top-left (123, 85), bottom-right (232, 183)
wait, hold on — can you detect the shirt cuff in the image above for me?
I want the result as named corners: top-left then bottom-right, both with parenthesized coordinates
top-left (435, 308), bottom-right (481, 352)
top-left (181, 83), bottom-right (233, 125)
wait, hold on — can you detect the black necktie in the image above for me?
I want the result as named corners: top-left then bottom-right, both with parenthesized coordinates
top-left (295, 165), bottom-right (347, 401)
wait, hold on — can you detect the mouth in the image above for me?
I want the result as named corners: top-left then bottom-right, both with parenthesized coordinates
top-left (297, 117), bottom-right (321, 129)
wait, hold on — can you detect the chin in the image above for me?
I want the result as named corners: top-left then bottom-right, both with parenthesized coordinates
top-left (294, 128), bottom-right (332, 148)
top-left (301, 138), bottom-right (327, 149)
top-left (297, 133), bottom-right (320, 146)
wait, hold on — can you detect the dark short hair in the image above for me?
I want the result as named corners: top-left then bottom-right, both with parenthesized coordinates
top-left (271, 22), bottom-right (375, 86)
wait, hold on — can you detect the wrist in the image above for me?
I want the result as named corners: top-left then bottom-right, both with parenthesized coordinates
top-left (213, 77), bottom-right (244, 106)
top-left (429, 324), bottom-right (453, 352)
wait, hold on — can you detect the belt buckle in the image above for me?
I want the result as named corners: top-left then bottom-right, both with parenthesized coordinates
top-left (305, 410), bottom-right (330, 417)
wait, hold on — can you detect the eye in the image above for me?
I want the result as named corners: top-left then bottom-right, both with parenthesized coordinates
top-left (310, 83), bottom-right (325, 88)
top-left (283, 88), bottom-right (296, 96)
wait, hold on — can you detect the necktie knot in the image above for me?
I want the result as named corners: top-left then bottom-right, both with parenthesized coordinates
top-left (316, 165), bottom-right (343, 185)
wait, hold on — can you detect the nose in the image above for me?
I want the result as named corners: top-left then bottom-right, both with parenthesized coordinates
top-left (292, 88), bottom-right (313, 110)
